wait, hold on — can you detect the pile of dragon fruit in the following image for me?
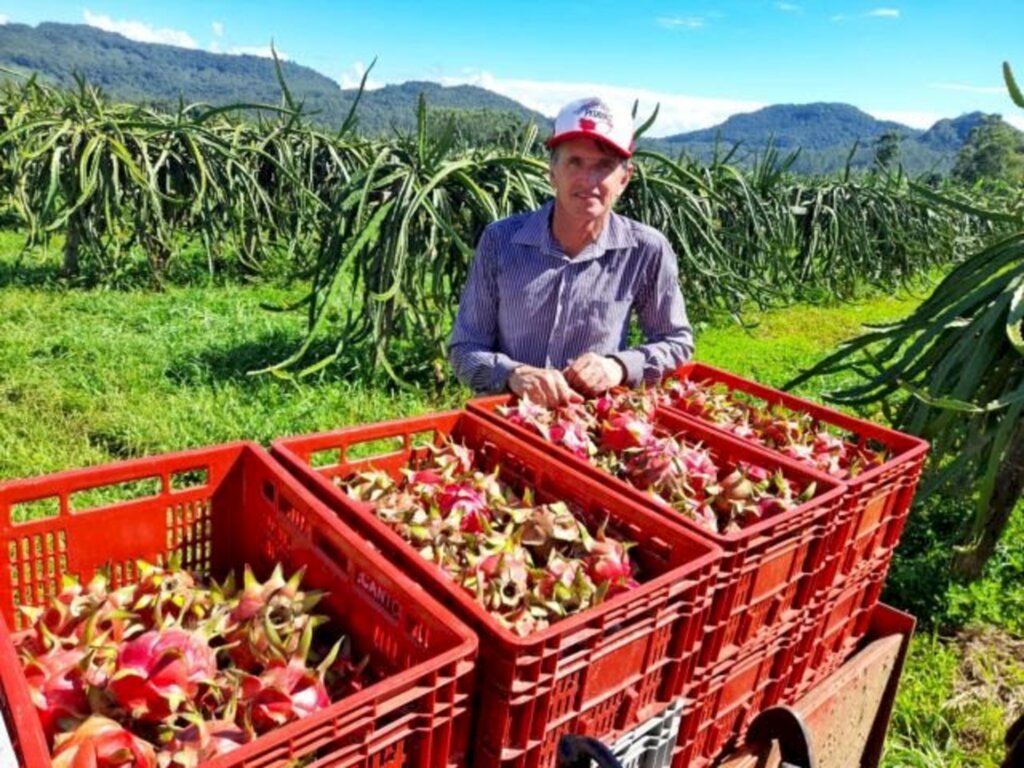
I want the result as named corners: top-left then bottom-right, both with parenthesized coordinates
top-left (342, 441), bottom-right (640, 637)
top-left (655, 378), bottom-right (889, 479)
top-left (496, 390), bottom-right (817, 535)
top-left (15, 558), bottom-right (367, 767)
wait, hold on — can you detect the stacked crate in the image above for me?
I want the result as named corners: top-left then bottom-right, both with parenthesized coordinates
top-left (0, 443), bottom-right (478, 768)
top-left (654, 362), bottom-right (928, 707)
top-left (0, 360), bottom-right (926, 767)
top-left (271, 411), bottom-right (721, 768)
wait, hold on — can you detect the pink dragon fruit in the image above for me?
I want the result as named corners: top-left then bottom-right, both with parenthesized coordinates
top-left (240, 659), bottom-right (331, 733)
top-left (583, 539), bottom-right (638, 596)
top-left (21, 646), bottom-right (91, 746)
top-left (548, 419), bottom-right (594, 459)
top-left (437, 483), bottom-right (492, 533)
top-left (159, 716), bottom-right (250, 766)
top-left (108, 629), bottom-right (217, 722)
top-left (473, 548), bottom-right (532, 610)
top-left (599, 413), bottom-right (655, 453)
top-left (19, 572), bottom-right (116, 649)
top-left (51, 715), bottom-right (157, 768)
top-left (222, 564), bottom-right (323, 672)
top-left (622, 436), bottom-right (698, 502)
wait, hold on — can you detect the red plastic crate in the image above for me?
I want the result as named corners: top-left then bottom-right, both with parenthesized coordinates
top-left (672, 628), bottom-right (792, 767)
top-left (658, 362), bottom-right (929, 593)
top-left (0, 442), bottom-right (477, 768)
top-left (270, 412), bottom-right (721, 768)
top-left (671, 600), bottom-right (916, 767)
top-left (468, 396), bottom-right (847, 668)
top-left (785, 561), bottom-right (887, 701)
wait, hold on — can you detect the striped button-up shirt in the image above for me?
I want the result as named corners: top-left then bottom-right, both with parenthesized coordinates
top-left (448, 200), bottom-right (694, 393)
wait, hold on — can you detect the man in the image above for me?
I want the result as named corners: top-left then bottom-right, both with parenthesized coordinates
top-left (448, 96), bottom-right (693, 407)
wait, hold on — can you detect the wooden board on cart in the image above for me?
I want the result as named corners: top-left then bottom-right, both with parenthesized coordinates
top-left (719, 604), bottom-right (912, 768)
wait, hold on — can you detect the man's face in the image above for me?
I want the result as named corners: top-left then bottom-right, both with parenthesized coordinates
top-left (549, 139), bottom-right (633, 224)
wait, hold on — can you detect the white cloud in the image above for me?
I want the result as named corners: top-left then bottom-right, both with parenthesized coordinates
top-left (867, 8), bottom-right (900, 18)
top-left (1005, 115), bottom-right (1024, 130)
top-left (657, 16), bottom-right (706, 30)
top-left (830, 14), bottom-right (847, 22)
top-left (335, 60), bottom-right (385, 91)
top-left (930, 81), bottom-right (1005, 95)
top-left (436, 71), bottom-right (765, 137)
top-left (0, 14), bottom-right (8, 25)
top-left (82, 9), bottom-right (198, 48)
top-left (211, 21), bottom-right (224, 37)
top-left (868, 109), bottom-right (944, 129)
top-left (775, 3), bottom-right (800, 11)
top-left (227, 45), bottom-right (288, 60)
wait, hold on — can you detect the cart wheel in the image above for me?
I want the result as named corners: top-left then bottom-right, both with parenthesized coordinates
top-left (1004, 710), bottom-right (1024, 768)
top-left (556, 734), bottom-right (624, 768)
top-left (746, 705), bottom-right (818, 768)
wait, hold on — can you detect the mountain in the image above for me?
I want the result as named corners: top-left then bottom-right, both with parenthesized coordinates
top-left (661, 102), bottom-right (917, 151)
top-left (645, 104), bottom-right (1017, 176)
top-left (917, 112), bottom-right (990, 152)
top-left (0, 22), bottom-right (548, 135)
top-left (0, 21), bottom-right (1014, 175)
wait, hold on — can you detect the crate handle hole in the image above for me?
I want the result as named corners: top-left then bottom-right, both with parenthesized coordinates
top-left (69, 476), bottom-right (162, 514)
top-left (170, 467), bottom-right (209, 492)
top-left (9, 496), bottom-right (61, 525)
top-left (343, 435), bottom-right (406, 463)
top-left (308, 447), bottom-right (342, 469)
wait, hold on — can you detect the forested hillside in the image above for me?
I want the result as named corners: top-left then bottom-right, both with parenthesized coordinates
top-left (0, 22), bottom-right (548, 135)
top-left (2, 21), bottom-right (1019, 175)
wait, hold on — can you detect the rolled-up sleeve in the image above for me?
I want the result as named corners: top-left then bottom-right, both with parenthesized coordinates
top-left (610, 234), bottom-right (694, 386)
top-left (447, 228), bottom-right (522, 393)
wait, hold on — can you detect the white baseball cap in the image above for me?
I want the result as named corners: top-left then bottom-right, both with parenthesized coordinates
top-left (546, 97), bottom-right (634, 158)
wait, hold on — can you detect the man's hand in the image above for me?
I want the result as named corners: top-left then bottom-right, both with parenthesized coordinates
top-left (564, 353), bottom-right (625, 397)
top-left (508, 365), bottom-right (583, 408)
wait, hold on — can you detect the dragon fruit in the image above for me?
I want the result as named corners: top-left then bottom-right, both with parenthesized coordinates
top-left (108, 629), bottom-right (218, 722)
top-left (494, 388), bottom-right (837, 533)
top-left (19, 572), bottom-right (118, 649)
top-left (342, 439), bottom-right (643, 636)
top-left (18, 559), bottom-right (362, 765)
top-left (22, 646), bottom-right (91, 746)
top-left (600, 413), bottom-right (655, 453)
top-left (221, 564), bottom-right (323, 672)
top-left (582, 539), bottom-right (639, 596)
top-left (51, 715), bottom-right (157, 768)
top-left (655, 377), bottom-right (890, 479)
top-left (240, 659), bottom-right (331, 733)
top-left (159, 716), bottom-right (250, 767)
top-left (437, 483), bottom-right (492, 533)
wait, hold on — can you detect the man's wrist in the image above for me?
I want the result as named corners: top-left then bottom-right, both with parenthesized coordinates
top-left (507, 364), bottom-right (527, 394)
top-left (606, 355), bottom-right (628, 386)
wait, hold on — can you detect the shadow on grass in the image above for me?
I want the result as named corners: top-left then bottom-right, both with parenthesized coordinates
top-left (883, 492), bottom-right (977, 631)
top-left (166, 329), bottom-right (448, 393)
top-left (0, 257), bottom-right (63, 288)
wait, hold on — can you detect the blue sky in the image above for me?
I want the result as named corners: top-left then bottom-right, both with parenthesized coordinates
top-left (2, 1), bottom-right (1022, 135)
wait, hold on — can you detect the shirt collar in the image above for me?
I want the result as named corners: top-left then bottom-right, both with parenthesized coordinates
top-left (511, 200), bottom-right (637, 260)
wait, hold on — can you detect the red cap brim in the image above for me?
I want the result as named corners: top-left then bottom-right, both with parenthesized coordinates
top-left (545, 130), bottom-right (633, 158)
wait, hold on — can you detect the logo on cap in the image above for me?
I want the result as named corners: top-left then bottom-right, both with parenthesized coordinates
top-left (575, 99), bottom-right (614, 134)
top-left (547, 96), bottom-right (634, 157)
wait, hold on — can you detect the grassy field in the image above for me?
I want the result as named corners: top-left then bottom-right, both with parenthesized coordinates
top-left (1, 232), bottom-right (1020, 766)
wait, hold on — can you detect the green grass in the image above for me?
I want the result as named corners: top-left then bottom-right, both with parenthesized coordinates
top-left (0, 233), bottom-right (1020, 766)
top-left (0, 237), bottom-right (466, 480)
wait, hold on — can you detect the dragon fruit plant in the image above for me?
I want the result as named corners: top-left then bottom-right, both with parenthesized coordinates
top-left (15, 558), bottom-right (367, 767)
top-left (497, 391), bottom-right (818, 534)
top-left (342, 440), bottom-right (641, 637)
top-left (655, 378), bottom-right (889, 479)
